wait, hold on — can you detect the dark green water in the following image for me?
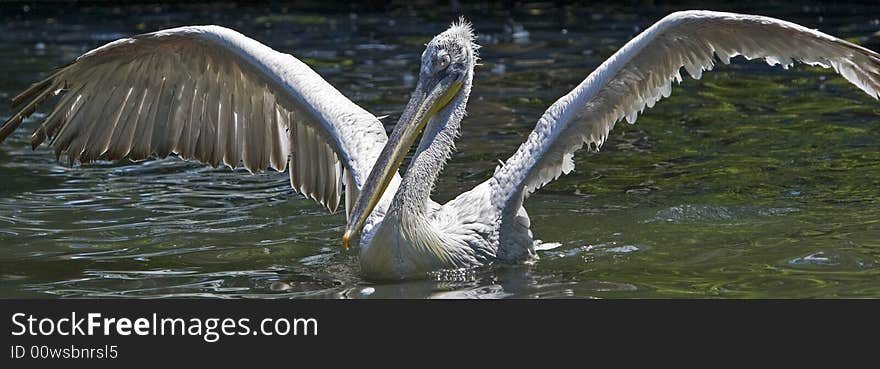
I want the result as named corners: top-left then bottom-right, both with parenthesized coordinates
top-left (0, 2), bottom-right (878, 298)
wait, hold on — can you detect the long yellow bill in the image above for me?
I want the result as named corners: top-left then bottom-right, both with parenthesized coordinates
top-left (342, 77), bottom-right (463, 249)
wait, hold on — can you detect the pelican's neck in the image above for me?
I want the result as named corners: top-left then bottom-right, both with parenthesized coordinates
top-left (394, 82), bottom-right (472, 217)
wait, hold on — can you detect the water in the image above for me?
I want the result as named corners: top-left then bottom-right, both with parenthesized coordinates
top-left (1, 2), bottom-right (878, 298)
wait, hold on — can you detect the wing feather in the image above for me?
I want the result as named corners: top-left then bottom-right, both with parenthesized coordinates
top-left (1, 25), bottom-right (392, 214)
top-left (491, 10), bottom-right (880, 258)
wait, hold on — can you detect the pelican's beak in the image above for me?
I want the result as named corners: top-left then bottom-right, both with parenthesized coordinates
top-left (342, 73), bottom-right (463, 249)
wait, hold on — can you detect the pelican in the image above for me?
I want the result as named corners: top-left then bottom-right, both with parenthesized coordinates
top-left (2, 11), bottom-right (879, 280)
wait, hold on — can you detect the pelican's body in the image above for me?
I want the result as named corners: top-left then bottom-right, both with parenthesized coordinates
top-left (2, 11), bottom-right (879, 280)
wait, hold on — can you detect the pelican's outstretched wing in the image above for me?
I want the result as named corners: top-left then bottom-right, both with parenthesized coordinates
top-left (491, 10), bottom-right (880, 257)
top-left (0, 25), bottom-right (390, 215)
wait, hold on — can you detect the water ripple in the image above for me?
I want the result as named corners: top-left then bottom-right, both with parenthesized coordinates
top-left (648, 204), bottom-right (800, 224)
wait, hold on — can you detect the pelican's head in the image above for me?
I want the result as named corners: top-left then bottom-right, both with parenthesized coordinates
top-left (415, 19), bottom-right (478, 93)
top-left (342, 19), bottom-right (478, 248)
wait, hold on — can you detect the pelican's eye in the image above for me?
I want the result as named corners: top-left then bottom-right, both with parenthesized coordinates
top-left (435, 54), bottom-right (451, 71)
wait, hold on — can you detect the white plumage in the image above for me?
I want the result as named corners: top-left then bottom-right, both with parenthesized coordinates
top-left (490, 11), bottom-right (880, 256)
top-left (2, 25), bottom-right (392, 214)
top-left (2, 12), bottom-right (879, 280)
